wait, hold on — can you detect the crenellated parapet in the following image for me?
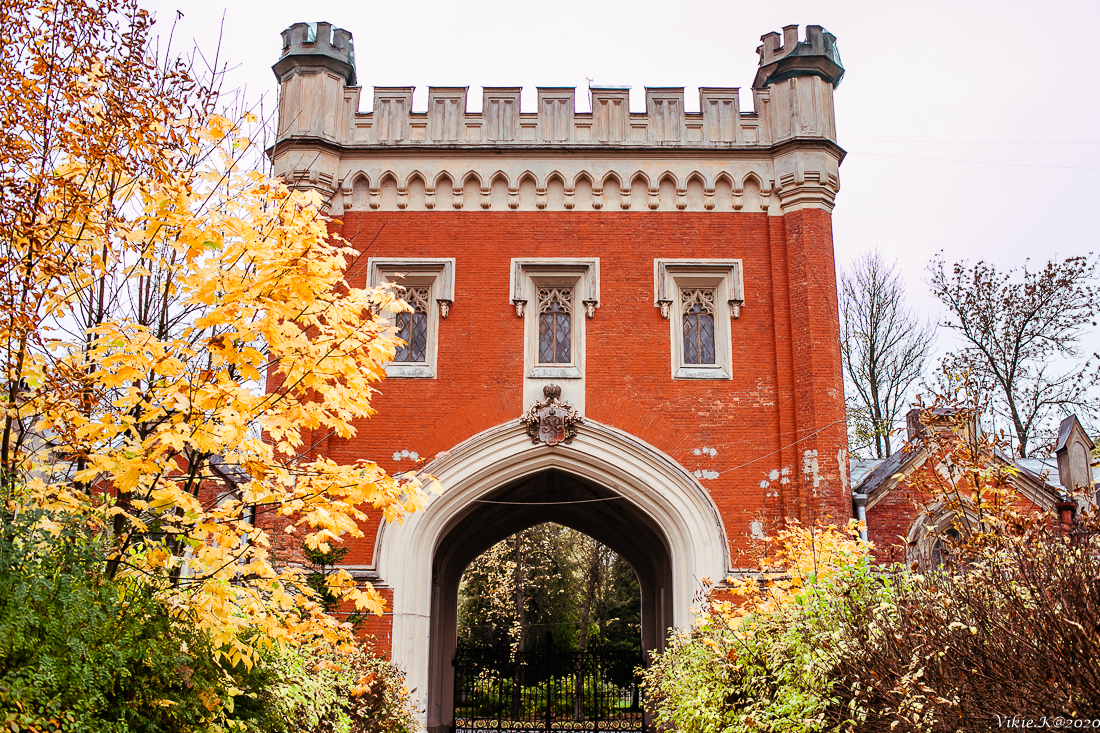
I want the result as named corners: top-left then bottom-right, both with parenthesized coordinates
top-left (270, 23), bottom-right (845, 214)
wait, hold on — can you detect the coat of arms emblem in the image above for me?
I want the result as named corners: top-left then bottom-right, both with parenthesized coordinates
top-left (521, 384), bottom-right (582, 446)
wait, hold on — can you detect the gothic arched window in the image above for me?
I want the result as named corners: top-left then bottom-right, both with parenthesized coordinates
top-left (681, 288), bottom-right (716, 365)
top-left (929, 527), bottom-right (962, 569)
top-left (537, 287), bottom-right (572, 364)
top-left (394, 286), bottom-right (430, 363)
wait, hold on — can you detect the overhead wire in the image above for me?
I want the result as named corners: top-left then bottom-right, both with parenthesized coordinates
top-left (467, 418), bottom-right (849, 506)
top-left (844, 151), bottom-right (1100, 172)
top-left (843, 139), bottom-right (1100, 145)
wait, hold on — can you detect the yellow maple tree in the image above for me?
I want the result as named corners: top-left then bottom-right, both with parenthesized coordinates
top-left (1, 0), bottom-right (433, 665)
top-left (710, 519), bottom-right (873, 627)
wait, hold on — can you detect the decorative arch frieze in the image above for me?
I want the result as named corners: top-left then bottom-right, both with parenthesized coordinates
top-left (332, 159), bottom-right (795, 214)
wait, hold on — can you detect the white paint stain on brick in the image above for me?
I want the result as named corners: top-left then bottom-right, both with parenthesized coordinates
top-left (838, 448), bottom-right (849, 491)
top-left (749, 520), bottom-right (766, 540)
top-left (760, 466), bottom-right (792, 498)
top-left (690, 448), bottom-right (719, 481)
top-left (803, 449), bottom-right (822, 496)
top-left (392, 449), bottom-right (421, 462)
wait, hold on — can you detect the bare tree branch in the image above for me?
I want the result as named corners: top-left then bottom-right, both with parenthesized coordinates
top-left (928, 253), bottom-right (1100, 457)
top-left (840, 251), bottom-right (935, 458)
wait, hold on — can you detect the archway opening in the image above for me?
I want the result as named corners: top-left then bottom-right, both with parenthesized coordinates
top-left (426, 469), bottom-right (673, 732)
top-left (458, 522), bottom-right (642, 654)
top-left (454, 523), bottom-right (643, 730)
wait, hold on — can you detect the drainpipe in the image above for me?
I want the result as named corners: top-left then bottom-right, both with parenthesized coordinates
top-left (852, 493), bottom-right (869, 542)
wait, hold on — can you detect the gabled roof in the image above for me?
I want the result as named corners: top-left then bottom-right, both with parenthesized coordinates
top-left (849, 458), bottom-right (883, 488)
top-left (1014, 457), bottom-right (1060, 488)
top-left (1056, 415), bottom-right (1094, 453)
top-left (851, 449), bottom-right (910, 497)
top-left (852, 438), bottom-right (1065, 511)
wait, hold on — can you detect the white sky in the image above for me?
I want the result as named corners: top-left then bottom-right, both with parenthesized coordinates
top-left (144, 0), bottom-right (1100, 396)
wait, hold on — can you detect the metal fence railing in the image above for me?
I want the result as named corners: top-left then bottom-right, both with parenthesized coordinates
top-left (453, 643), bottom-right (645, 732)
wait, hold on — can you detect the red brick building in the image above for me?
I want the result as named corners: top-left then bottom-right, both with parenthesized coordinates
top-left (271, 22), bottom-right (849, 729)
top-left (853, 410), bottom-right (1095, 566)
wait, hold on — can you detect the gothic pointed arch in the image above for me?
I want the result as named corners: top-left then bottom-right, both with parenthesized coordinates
top-left (516, 170), bottom-right (538, 211)
top-left (373, 418), bottom-right (729, 730)
top-left (348, 171), bottom-right (370, 210)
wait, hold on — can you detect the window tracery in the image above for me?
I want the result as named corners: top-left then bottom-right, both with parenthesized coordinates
top-left (394, 286), bottom-right (430, 363)
top-left (537, 287), bottom-right (573, 364)
top-left (681, 288), bottom-right (716, 365)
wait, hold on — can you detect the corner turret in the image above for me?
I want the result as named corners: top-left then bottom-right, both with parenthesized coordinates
top-left (272, 21), bottom-right (356, 86)
top-left (748, 23), bottom-right (842, 160)
top-left (271, 22), bottom-right (360, 201)
top-left (753, 24), bottom-right (844, 89)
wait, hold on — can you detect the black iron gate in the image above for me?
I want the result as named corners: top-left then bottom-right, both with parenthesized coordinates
top-left (452, 643), bottom-right (645, 732)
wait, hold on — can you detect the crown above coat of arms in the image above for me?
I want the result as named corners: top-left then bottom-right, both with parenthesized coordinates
top-left (521, 384), bottom-right (583, 446)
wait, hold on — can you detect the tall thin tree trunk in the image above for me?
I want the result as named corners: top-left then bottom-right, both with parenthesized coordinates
top-left (511, 533), bottom-right (526, 719)
top-left (574, 543), bottom-right (600, 720)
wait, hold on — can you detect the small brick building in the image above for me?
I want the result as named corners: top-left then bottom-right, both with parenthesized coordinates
top-left (853, 410), bottom-right (1095, 566)
top-left (270, 21), bottom-right (850, 729)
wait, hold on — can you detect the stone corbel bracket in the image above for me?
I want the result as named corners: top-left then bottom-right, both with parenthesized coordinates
top-left (509, 258), bottom-right (600, 318)
top-left (654, 259), bottom-right (745, 319)
top-left (366, 257), bottom-right (456, 317)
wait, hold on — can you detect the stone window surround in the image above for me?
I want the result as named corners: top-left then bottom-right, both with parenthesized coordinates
top-left (906, 504), bottom-right (975, 571)
top-left (654, 259), bottom-right (744, 380)
top-left (368, 257), bottom-right (455, 378)
top-left (510, 258), bottom-right (599, 380)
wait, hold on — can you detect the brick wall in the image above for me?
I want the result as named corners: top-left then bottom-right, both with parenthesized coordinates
top-left (306, 209), bottom-right (849, 576)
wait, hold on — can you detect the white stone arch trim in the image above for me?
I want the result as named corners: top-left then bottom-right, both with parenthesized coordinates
top-left (544, 169), bottom-right (567, 188)
top-left (685, 170), bottom-right (710, 195)
top-left (600, 170), bottom-right (623, 193)
top-left (346, 169), bottom-right (370, 187)
top-left (657, 169), bottom-right (682, 190)
top-left (342, 171), bottom-right (371, 210)
top-left (373, 418), bottom-right (729, 719)
top-left (377, 169), bottom-right (400, 186)
top-left (431, 170), bottom-right (455, 189)
top-left (571, 170), bottom-right (595, 189)
top-left (905, 500), bottom-right (982, 568)
top-left (327, 161), bottom-right (805, 215)
top-left (402, 170), bottom-right (428, 190)
top-left (460, 169), bottom-right (485, 188)
top-left (628, 169), bottom-right (653, 190)
top-left (738, 169), bottom-right (767, 192)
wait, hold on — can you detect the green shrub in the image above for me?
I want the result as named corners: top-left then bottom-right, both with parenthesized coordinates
top-left (0, 512), bottom-right (229, 733)
top-left (646, 557), bottom-right (896, 733)
top-left (643, 521), bottom-right (893, 733)
top-left (264, 642), bottom-right (416, 733)
top-left (0, 511), bottom-right (415, 733)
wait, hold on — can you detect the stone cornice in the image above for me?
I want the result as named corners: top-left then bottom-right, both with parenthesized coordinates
top-left (271, 21), bottom-right (845, 215)
top-left (272, 135), bottom-right (845, 158)
top-left (271, 135), bottom-right (844, 214)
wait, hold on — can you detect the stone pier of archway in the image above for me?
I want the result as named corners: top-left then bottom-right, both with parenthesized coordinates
top-left (373, 419), bottom-right (730, 732)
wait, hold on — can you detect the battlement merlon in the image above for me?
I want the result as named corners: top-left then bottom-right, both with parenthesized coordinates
top-left (754, 24), bottom-right (844, 89)
top-left (271, 23), bottom-right (842, 149)
top-left (270, 24), bottom-right (844, 216)
top-left (272, 21), bottom-right (356, 86)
